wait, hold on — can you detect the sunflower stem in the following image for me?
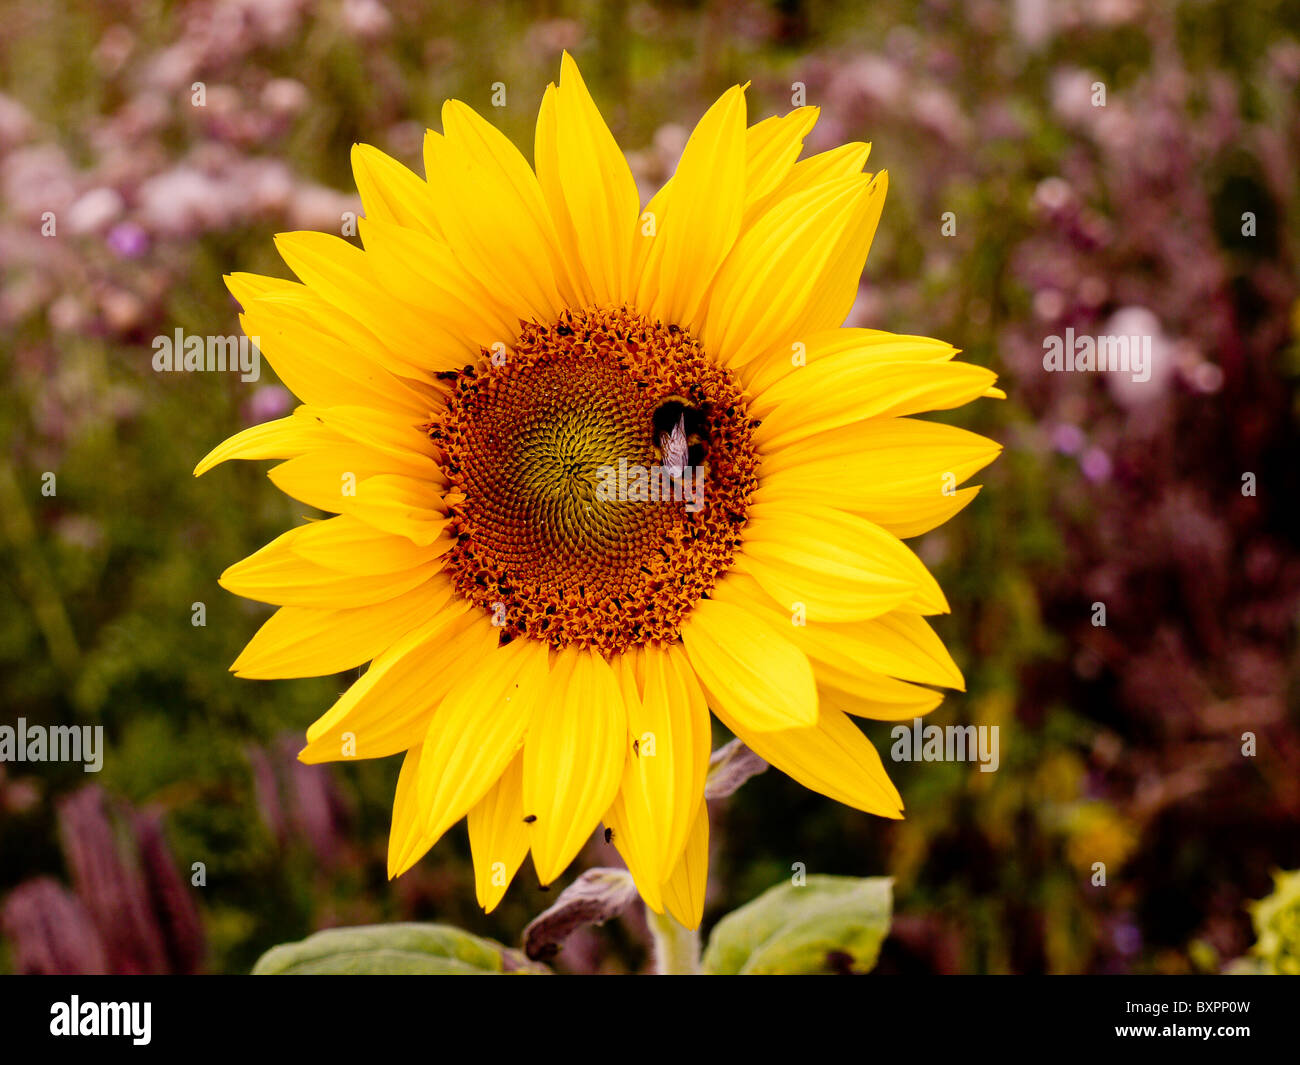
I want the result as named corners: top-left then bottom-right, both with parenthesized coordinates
top-left (647, 909), bottom-right (700, 974)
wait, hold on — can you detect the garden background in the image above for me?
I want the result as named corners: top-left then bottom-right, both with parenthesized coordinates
top-left (2, 0), bottom-right (1298, 974)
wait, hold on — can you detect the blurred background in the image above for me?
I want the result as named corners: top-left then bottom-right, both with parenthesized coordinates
top-left (2, 0), bottom-right (1298, 975)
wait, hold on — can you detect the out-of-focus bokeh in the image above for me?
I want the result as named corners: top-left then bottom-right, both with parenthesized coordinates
top-left (2, 0), bottom-right (1298, 974)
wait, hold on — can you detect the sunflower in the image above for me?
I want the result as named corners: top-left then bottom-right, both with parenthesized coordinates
top-left (197, 54), bottom-right (1001, 931)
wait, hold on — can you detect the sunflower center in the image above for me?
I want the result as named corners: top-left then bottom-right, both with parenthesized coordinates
top-left (429, 307), bottom-right (760, 654)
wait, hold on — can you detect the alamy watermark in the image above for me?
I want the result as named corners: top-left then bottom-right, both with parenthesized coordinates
top-left (152, 328), bottom-right (261, 382)
top-left (596, 412), bottom-right (706, 512)
top-left (1042, 328), bottom-right (1151, 383)
top-left (0, 719), bottom-right (103, 772)
top-left (50, 997), bottom-right (150, 1045)
top-left (595, 458), bottom-right (705, 513)
top-left (890, 717), bottom-right (999, 772)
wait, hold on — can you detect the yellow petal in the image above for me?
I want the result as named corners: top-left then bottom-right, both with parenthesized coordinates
top-left (523, 649), bottom-right (627, 885)
top-left (233, 287), bottom-right (436, 416)
top-left (742, 326), bottom-right (958, 400)
top-left (758, 414), bottom-right (998, 479)
top-left (863, 485), bottom-right (984, 540)
top-left (351, 142), bottom-right (444, 239)
top-left (613, 645), bottom-right (711, 888)
top-left (823, 611), bottom-right (964, 690)
top-left (628, 98), bottom-right (805, 301)
top-left (753, 358), bottom-right (997, 451)
top-left (413, 638), bottom-right (550, 852)
top-left (599, 650), bottom-right (671, 915)
top-left (534, 83), bottom-right (596, 308)
top-left (425, 105), bottom-right (566, 325)
top-left (356, 215), bottom-right (515, 347)
top-left (225, 271), bottom-right (297, 305)
top-left (742, 106), bottom-right (819, 206)
top-left (735, 502), bottom-right (944, 621)
top-left (818, 682), bottom-right (943, 722)
top-left (796, 170), bottom-right (888, 337)
top-left (627, 180), bottom-right (672, 305)
top-left (193, 412), bottom-right (322, 477)
top-left (295, 404), bottom-right (439, 466)
top-left (743, 140), bottom-right (872, 228)
top-left (755, 417), bottom-right (1002, 538)
top-left (343, 473), bottom-right (453, 546)
top-left (786, 140), bottom-right (873, 186)
top-left (706, 579), bottom-right (947, 719)
top-left (699, 175), bottom-right (875, 370)
top-left (680, 596), bottom-right (818, 731)
top-left (712, 572), bottom-right (963, 689)
top-left (231, 574), bottom-right (456, 679)
top-left (545, 53), bottom-right (641, 305)
top-left (711, 703), bottom-right (904, 818)
top-left (219, 524), bottom-right (444, 609)
top-left (300, 609), bottom-right (495, 763)
top-left (289, 512), bottom-right (451, 575)
top-left (388, 742), bottom-right (432, 877)
top-left (267, 447), bottom-right (442, 515)
top-left (660, 798), bottom-right (709, 931)
top-left (638, 85), bottom-right (748, 328)
top-left (603, 783), bottom-right (664, 914)
top-left (467, 751), bottom-right (530, 913)
top-left (273, 231), bottom-right (466, 379)
top-left (266, 447), bottom-right (394, 514)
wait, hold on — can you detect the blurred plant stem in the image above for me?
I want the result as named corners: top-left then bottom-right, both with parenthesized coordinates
top-left (646, 910), bottom-right (700, 975)
top-left (0, 464), bottom-right (79, 673)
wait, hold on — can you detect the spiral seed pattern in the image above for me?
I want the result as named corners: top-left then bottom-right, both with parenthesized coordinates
top-left (429, 306), bottom-right (760, 654)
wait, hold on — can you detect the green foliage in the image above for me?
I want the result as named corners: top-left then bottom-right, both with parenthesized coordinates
top-left (1226, 870), bottom-right (1300, 975)
top-left (252, 923), bottom-right (543, 976)
top-left (701, 876), bottom-right (892, 975)
top-left (256, 875), bottom-right (892, 975)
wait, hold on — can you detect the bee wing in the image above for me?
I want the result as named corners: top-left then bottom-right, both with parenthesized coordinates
top-left (660, 414), bottom-right (689, 478)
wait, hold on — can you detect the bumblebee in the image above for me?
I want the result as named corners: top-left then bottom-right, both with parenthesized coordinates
top-left (652, 396), bottom-right (710, 478)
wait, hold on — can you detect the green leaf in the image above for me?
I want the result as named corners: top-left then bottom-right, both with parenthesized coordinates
top-left (251, 922), bottom-right (543, 975)
top-left (701, 875), bottom-right (893, 975)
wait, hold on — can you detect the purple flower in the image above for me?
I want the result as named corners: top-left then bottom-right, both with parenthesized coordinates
top-left (1051, 423), bottom-right (1086, 455)
top-left (244, 384), bottom-right (293, 423)
top-left (106, 221), bottom-right (149, 259)
top-left (1080, 447), bottom-right (1113, 483)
